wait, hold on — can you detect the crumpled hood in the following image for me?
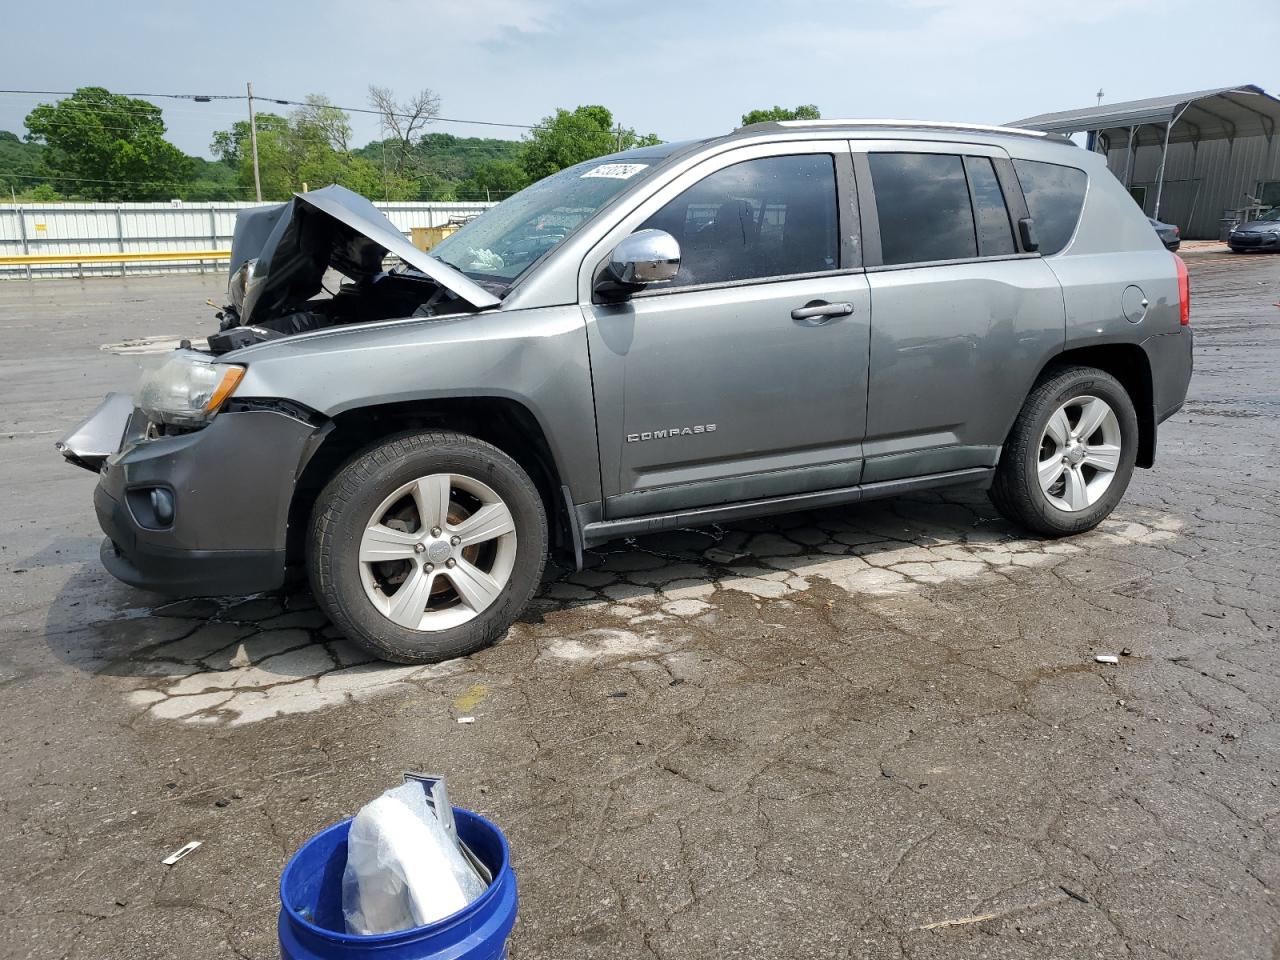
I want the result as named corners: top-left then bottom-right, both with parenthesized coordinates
top-left (229, 185), bottom-right (499, 326)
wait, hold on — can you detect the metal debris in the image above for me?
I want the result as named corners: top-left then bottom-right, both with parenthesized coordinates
top-left (161, 841), bottom-right (202, 865)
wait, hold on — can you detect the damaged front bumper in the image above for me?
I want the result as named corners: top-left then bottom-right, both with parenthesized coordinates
top-left (61, 396), bottom-right (323, 596)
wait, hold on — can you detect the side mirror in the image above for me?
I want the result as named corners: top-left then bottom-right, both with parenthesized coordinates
top-left (1018, 216), bottom-right (1040, 253)
top-left (599, 229), bottom-right (681, 295)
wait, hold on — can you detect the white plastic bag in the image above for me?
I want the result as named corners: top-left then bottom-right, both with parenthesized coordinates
top-left (342, 782), bottom-right (487, 935)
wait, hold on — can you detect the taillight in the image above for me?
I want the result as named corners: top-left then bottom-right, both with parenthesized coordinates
top-left (1174, 254), bottom-right (1190, 325)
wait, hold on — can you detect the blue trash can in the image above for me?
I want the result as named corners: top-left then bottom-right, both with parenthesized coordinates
top-left (278, 807), bottom-right (517, 960)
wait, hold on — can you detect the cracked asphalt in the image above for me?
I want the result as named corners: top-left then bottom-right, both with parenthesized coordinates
top-left (1, 248), bottom-right (1278, 959)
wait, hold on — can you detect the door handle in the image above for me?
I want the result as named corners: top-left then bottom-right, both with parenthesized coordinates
top-left (791, 300), bottom-right (853, 323)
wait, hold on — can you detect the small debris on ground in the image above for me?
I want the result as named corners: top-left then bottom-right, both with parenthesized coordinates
top-left (919, 912), bottom-right (999, 930)
top-left (1060, 884), bottom-right (1090, 904)
top-left (1095, 655), bottom-right (1120, 665)
top-left (161, 841), bottom-right (202, 866)
top-left (1120, 647), bottom-right (1133, 657)
top-left (703, 547), bottom-right (748, 564)
top-left (456, 716), bottom-right (475, 724)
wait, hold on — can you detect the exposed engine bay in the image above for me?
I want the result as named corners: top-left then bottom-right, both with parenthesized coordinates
top-left (208, 185), bottom-right (501, 355)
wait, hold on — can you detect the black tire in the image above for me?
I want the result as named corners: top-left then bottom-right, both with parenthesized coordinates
top-left (308, 430), bottom-right (547, 664)
top-left (989, 365), bottom-right (1138, 537)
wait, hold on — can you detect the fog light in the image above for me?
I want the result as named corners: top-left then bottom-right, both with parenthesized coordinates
top-left (128, 485), bottom-right (176, 529)
top-left (150, 488), bottom-right (175, 525)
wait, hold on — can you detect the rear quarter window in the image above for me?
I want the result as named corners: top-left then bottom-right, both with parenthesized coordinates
top-left (1013, 159), bottom-right (1087, 256)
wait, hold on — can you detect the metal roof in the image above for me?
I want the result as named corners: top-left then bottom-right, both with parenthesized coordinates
top-left (1012, 84), bottom-right (1280, 145)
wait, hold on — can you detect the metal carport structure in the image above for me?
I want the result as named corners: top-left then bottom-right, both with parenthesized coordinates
top-left (1012, 85), bottom-right (1280, 228)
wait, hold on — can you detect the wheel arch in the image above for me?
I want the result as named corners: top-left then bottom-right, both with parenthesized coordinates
top-left (286, 396), bottom-right (571, 567)
top-left (1032, 344), bottom-right (1156, 468)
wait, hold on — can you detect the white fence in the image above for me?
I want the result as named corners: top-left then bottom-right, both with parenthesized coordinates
top-left (0, 200), bottom-right (496, 279)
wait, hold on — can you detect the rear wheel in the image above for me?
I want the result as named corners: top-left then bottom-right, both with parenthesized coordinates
top-left (989, 365), bottom-right (1138, 537)
top-left (309, 430), bottom-right (547, 663)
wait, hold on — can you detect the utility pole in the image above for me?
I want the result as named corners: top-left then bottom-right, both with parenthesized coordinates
top-left (1096, 88), bottom-right (1105, 105)
top-left (247, 81), bottom-right (263, 202)
top-left (613, 123), bottom-right (624, 152)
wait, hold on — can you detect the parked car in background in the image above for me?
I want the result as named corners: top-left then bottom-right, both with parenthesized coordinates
top-left (59, 119), bottom-right (1194, 664)
top-left (1228, 207), bottom-right (1280, 252)
top-left (1148, 216), bottom-right (1180, 251)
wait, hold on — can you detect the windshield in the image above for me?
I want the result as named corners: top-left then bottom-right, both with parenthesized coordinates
top-left (1260, 207), bottom-right (1280, 222)
top-left (431, 158), bottom-right (663, 288)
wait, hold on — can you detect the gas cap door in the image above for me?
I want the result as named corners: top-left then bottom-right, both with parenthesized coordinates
top-left (1122, 285), bottom-right (1149, 324)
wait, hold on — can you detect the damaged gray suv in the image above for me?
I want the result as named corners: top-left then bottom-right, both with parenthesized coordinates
top-left (60, 119), bottom-right (1193, 663)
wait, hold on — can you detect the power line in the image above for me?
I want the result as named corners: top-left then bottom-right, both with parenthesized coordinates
top-left (3, 170), bottom-right (246, 188)
top-left (0, 88), bottom-right (536, 130)
top-left (266, 97), bottom-right (534, 130)
top-left (0, 88), bottom-right (242, 102)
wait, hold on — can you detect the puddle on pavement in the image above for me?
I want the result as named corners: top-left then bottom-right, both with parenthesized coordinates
top-left (110, 496), bottom-right (1183, 726)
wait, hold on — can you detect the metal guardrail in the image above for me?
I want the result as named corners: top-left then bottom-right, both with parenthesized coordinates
top-left (0, 249), bottom-right (231, 280)
top-left (0, 250), bottom-right (230, 266)
top-left (2, 200), bottom-right (495, 280)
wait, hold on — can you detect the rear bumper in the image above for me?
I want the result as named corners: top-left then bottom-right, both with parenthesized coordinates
top-left (1145, 326), bottom-right (1194, 424)
top-left (87, 403), bottom-right (321, 597)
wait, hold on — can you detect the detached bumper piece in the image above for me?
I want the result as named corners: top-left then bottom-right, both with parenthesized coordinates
top-left (57, 392), bottom-right (137, 472)
top-left (91, 404), bottom-right (321, 596)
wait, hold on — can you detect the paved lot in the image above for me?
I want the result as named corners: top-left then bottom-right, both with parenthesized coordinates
top-left (2, 250), bottom-right (1278, 959)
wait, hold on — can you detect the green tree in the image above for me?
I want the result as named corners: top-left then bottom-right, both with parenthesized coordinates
top-left (18, 183), bottom-right (62, 202)
top-left (354, 133), bottom-right (527, 199)
top-left (520, 105), bottom-right (661, 182)
top-left (185, 157), bottom-right (241, 201)
top-left (0, 130), bottom-right (46, 197)
top-left (293, 94), bottom-right (352, 152)
top-left (24, 87), bottom-right (194, 200)
top-left (740, 104), bottom-right (821, 126)
top-left (456, 159), bottom-right (529, 200)
top-left (211, 99), bottom-right (387, 200)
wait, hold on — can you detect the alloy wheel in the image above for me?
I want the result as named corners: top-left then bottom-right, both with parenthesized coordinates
top-left (1037, 395), bottom-right (1123, 512)
top-left (358, 473), bottom-right (517, 631)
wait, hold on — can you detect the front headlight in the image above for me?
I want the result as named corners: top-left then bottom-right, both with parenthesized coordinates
top-left (136, 353), bottom-right (245, 428)
top-left (227, 258), bottom-right (259, 313)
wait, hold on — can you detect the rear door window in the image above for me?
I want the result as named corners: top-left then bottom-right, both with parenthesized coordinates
top-left (1012, 159), bottom-right (1087, 255)
top-left (964, 156), bottom-right (1016, 257)
top-left (639, 153), bottom-right (839, 288)
top-left (868, 153), bottom-right (977, 265)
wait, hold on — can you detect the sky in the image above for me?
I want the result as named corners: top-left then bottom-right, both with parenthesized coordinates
top-left (2, 0), bottom-right (1277, 159)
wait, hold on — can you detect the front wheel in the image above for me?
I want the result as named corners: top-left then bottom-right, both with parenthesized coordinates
top-left (308, 430), bottom-right (548, 663)
top-left (989, 365), bottom-right (1138, 537)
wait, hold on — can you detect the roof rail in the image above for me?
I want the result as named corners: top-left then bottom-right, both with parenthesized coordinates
top-left (740, 118), bottom-right (1075, 144)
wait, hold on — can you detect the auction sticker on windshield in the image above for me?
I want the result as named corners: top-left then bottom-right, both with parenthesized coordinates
top-left (581, 163), bottom-right (649, 179)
